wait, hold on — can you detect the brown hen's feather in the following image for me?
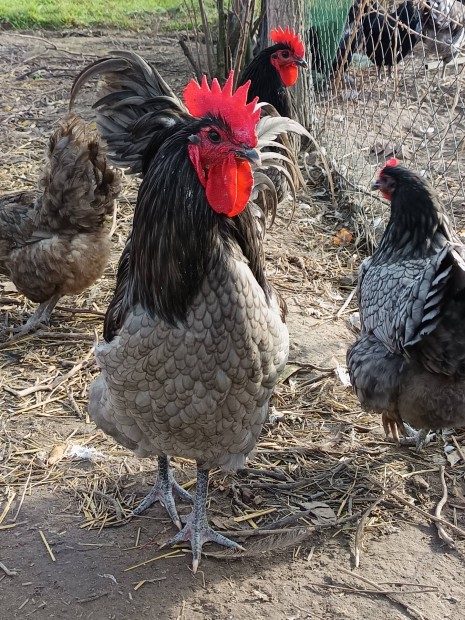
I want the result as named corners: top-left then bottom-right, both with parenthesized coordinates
top-left (348, 165), bottom-right (465, 445)
top-left (0, 113), bottom-right (121, 319)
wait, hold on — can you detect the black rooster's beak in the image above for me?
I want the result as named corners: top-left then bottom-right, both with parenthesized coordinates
top-left (236, 148), bottom-right (261, 167)
top-left (296, 57), bottom-right (308, 69)
top-left (371, 180), bottom-right (380, 191)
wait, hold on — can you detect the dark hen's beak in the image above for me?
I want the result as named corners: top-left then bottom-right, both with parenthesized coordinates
top-left (236, 148), bottom-right (261, 167)
top-left (295, 57), bottom-right (308, 69)
top-left (371, 180), bottom-right (380, 191)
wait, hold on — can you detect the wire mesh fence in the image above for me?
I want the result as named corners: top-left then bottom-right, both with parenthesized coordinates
top-left (304, 0), bottom-right (465, 249)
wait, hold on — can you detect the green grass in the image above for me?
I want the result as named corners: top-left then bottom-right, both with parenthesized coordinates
top-left (0, 0), bottom-right (214, 30)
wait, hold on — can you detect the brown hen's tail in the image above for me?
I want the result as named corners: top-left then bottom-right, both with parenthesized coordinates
top-left (36, 113), bottom-right (121, 233)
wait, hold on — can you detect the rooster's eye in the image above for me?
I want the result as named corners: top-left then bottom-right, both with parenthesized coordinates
top-left (208, 130), bottom-right (221, 143)
top-left (281, 50), bottom-right (290, 59)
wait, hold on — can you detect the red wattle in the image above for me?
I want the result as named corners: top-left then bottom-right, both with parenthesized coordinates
top-left (205, 156), bottom-right (253, 217)
top-left (278, 64), bottom-right (299, 87)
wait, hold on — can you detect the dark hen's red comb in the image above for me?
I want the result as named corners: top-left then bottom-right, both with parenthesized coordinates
top-left (270, 26), bottom-right (305, 58)
top-left (183, 71), bottom-right (260, 145)
top-left (385, 158), bottom-right (399, 168)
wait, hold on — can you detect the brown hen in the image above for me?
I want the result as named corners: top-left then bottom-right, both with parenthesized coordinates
top-left (0, 113), bottom-right (121, 336)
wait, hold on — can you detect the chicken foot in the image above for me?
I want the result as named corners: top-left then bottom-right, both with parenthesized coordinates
top-left (132, 456), bottom-right (193, 529)
top-left (9, 294), bottom-right (61, 336)
top-left (161, 467), bottom-right (245, 573)
top-left (400, 423), bottom-right (436, 451)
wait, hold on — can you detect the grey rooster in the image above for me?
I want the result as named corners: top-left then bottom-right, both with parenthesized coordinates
top-left (71, 57), bottom-right (309, 571)
top-left (0, 113), bottom-right (120, 336)
top-left (347, 159), bottom-right (465, 450)
top-left (420, 0), bottom-right (465, 77)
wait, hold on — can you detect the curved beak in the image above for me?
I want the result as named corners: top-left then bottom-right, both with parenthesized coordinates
top-left (295, 57), bottom-right (308, 69)
top-left (371, 180), bottom-right (380, 191)
top-left (236, 148), bottom-right (261, 167)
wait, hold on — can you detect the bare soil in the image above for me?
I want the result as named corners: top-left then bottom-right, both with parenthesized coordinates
top-left (0, 28), bottom-right (464, 620)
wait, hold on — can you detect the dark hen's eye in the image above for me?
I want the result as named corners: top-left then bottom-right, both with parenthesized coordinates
top-left (281, 50), bottom-right (290, 59)
top-left (208, 129), bottom-right (221, 143)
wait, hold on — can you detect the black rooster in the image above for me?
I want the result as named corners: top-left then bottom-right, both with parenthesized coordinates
top-left (348, 159), bottom-right (465, 450)
top-left (362, 1), bottom-right (422, 77)
top-left (72, 57), bottom-right (309, 572)
top-left (238, 26), bottom-right (307, 203)
top-left (239, 26), bottom-right (307, 118)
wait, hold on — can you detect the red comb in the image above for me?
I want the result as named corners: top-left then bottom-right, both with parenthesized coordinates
top-left (385, 158), bottom-right (399, 168)
top-left (270, 26), bottom-right (305, 58)
top-left (183, 71), bottom-right (260, 145)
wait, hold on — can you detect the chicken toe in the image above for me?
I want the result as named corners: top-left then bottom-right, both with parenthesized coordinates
top-left (132, 456), bottom-right (193, 529)
top-left (400, 424), bottom-right (435, 451)
top-left (161, 468), bottom-right (245, 573)
top-left (381, 411), bottom-right (405, 443)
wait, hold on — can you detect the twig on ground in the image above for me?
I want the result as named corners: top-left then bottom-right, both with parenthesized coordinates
top-left (370, 477), bottom-right (465, 538)
top-left (4, 348), bottom-right (94, 397)
top-left (451, 435), bottom-right (465, 463)
top-left (339, 567), bottom-right (430, 620)
top-left (0, 562), bottom-right (18, 577)
top-left (435, 466), bottom-right (455, 547)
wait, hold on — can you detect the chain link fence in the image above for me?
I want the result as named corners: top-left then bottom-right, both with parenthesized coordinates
top-left (304, 0), bottom-right (465, 249)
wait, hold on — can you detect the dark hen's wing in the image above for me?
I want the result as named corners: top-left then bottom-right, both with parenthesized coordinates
top-left (70, 51), bottom-right (189, 173)
top-left (361, 240), bottom-right (465, 370)
top-left (405, 245), bottom-right (465, 375)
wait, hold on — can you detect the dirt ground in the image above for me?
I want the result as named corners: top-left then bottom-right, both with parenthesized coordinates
top-left (0, 28), bottom-right (464, 620)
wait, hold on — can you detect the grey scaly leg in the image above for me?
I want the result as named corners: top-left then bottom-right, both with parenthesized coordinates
top-left (132, 456), bottom-right (193, 529)
top-left (400, 424), bottom-right (435, 451)
top-left (161, 467), bottom-right (245, 573)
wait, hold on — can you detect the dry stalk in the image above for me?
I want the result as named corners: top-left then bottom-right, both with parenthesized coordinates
top-left (370, 477), bottom-right (465, 538)
top-left (232, 0), bottom-right (255, 89)
top-left (339, 567), bottom-right (430, 620)
top-left (435, 465), bottom-right (455, 547)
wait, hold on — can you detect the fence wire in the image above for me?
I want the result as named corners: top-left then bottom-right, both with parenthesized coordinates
top-left (305, 0), bottom-right (465, 248)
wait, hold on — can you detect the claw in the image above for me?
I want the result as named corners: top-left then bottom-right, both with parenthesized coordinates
top-left (132, 456), bottom-right (193, 529)
top-left (161, 468), bottom-right (245, 573)
top-left (382, 411), bottom-right (405, 443)
top-left (400, 424), bottom-right (435, 451)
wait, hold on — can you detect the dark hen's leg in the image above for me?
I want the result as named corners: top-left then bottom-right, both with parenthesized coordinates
top-left (161, 467), bottom-right (245, 573)
top-left (400, 424), bottom-right (435, 451)
top-left (132, 456), bottom-right (193, 529)
top-left (382, 410), bottom-right (405, 443)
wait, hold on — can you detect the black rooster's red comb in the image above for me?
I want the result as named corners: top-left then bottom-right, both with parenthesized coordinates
top-left (183, 71), bottom-right (260, 146)
top-left (385, 158), bottom-right (399, 168)
top-left (270, 26), bottom-right (305, 58)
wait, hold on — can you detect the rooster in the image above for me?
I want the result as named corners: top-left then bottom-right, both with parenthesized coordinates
top-left (239, 26), bottom-right (307, 118)
top-left (70, 29), bottom-right (307, 209)
top-left (362, 1), bottom-right (422, 77)
top-left (420, 0), bottom-right (465, 77)
top-left (238, 26), bottom-right (308, 205)
top-left (0, 113), bottom-right (121, 337)
top-left (347, 159), bottom-right (465, 450)
top-left (80, 63), bottom-right (309, 571)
